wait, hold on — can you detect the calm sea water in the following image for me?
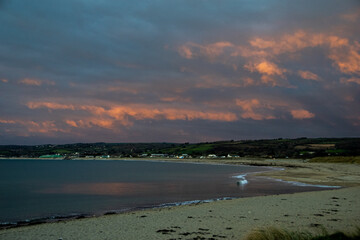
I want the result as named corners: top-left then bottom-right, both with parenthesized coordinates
top-left (0, 159), bottom-right (327, 224)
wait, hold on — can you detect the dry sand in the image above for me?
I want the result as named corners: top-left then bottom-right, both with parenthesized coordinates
top-left (1, 159), bottom-right (360, 240)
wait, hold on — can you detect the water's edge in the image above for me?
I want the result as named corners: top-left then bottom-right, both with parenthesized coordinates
top-left (0, 165), bottom-right (340, 230)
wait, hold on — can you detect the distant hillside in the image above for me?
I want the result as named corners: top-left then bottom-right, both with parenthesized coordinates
top-left (155, 138), bottom-right (360, 158)
top-left (0, 138), bottom-right (359, 159)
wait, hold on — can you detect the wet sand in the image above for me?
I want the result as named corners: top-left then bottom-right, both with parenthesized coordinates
top-left (0, 158), bottom-right (359, 240)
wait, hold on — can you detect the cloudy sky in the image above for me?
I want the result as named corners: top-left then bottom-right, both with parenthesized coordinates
top-left (0, 0), bottom-right (359, 144)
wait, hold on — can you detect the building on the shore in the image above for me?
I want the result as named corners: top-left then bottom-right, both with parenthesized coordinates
top-left (150, 154), bottom-right (168, 158)
top-left (39, 154), bottom-right (63, 158)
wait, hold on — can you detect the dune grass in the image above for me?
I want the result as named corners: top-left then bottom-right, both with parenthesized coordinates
top-left (243, 227), bottom-right (360, 240)
top-left (309, 156), bottom-right (360, 164)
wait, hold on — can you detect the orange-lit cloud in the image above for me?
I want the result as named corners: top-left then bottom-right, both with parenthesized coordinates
top-left (27, 102), bottom-right (76, 110)
top-left (178, 45), bottom-right (193, 59)
top-left (236, 98), bottom-right (315, 121)
top-left (297, 70), bottom-right (320, 81)
top-left (87, 118), bottom-right (115, 128)
top-left (27, 101), bottom-right (239, 130)
top-left (106, 105), bottom-right (238, 122)
top-left (247, 31), bottom-right (359, 76)
top-left (178, 30), bottom-right (360, 86)
top-left (248, 30), bottom-right (327, 55)
top-left (0, 118), bottom-right (70, 137)
top-left (340, 77), bottom-right (360, 85)
top-left (244, 61), bottom-right (288, 87)
top-left (66, 119), bottom-right (115, 129)
top-left (65, 120), bottom-right (79, 128)
top-left (328, 42), bottom-right (360, 75)
top-left (25, 121), bottom-right (68, 134)
top-left (19, 78), bottom-right (55, 86)
top-left (290, 109), bottom-right (315, 119)
top-left (244, 61), bottom-right (286, 76)
top-left (235, 99), bottom-right (276, 120)
top-left (178, 41), bottom-right (234, 61)
top-left (1, 79), bottom-right (8, 83)
top-left (0, 119), bottom-right (16, 124)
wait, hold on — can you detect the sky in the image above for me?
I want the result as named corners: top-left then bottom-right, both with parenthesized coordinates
top-left (0, 0), bottom-right (360, 144)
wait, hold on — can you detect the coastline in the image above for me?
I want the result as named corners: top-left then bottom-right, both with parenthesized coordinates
top-left (0, 187), bottom-right (359, 240)
top-left (0, 158), bottom-right (359, 239)
top-left (3, 157), bottom-right (360, 187)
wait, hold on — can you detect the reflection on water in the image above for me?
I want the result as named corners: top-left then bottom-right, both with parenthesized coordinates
top-left (38, 182), bottom-right (157, 196)
top-left (0, 160), bottom-right (330, 223)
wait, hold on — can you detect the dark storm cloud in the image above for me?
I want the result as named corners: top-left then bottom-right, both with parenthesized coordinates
top-left (0, 0), bottom-right (359, 144)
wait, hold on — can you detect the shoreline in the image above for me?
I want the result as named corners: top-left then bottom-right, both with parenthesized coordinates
top-left (0, 158), bottom-right (359, 239)
top-left (0, 172), bottom-right (340, 230)
top-left (0, 159), bottom-right (321, 230)
top-left (0, 187), bottom-right (359, 240)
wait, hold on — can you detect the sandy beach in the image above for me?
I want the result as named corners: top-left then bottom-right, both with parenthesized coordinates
top-left (0, 159), bottom-right (359, 240)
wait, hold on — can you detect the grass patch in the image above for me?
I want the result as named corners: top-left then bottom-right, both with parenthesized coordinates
top-left (243, 227), bottom-right (360, 240)
top-left (309, 156), bottom-right (360, 164)
top-left (161, 143), bottom-right (215, 155)
top-left (53, 149), bottom-right (72, 154)
top-left (325, 149), bottom-right (347, 154)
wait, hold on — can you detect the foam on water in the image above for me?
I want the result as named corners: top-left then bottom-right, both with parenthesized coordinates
top-left (272, 178), bottom-right (341, 188)
top-left (158, 197), bottom-right (235, 208)
top-left (232, 174), bottom-right (249, 185)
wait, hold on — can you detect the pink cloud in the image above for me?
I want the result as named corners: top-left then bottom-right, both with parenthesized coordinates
top-left (0, 119), bottom-right (16, 124)
top-left (27, 101), bottom-right (239, 130)
top-left (290, 109), bottom-right (315, 119)
top-left (340, 77), bottom-right (360, 85)
top-left (244, 61), bottom-right (286, 76)
top-left (297, 70), bottom-right (320, 81)
top-left (26, 121), bottom-right (68, 134)
top-left (235, 99), bottom-right (276, 120)
top-left (249, 30), bottom-right (326, 55)
top-left (236, 98), bottom-right (316, 121)
top-left (328, 42), bottom-right (360, 75)
top-left (178, 41), bottom-right (234, 61)
top-left (178, 45), bottom-right (193, 59)
top-left (65, 120), bottom-right (79, 128)
top-left (178, 30), bottom-right (360, 85)
top-left (19, 78), bottom-right (55, 86)
top-left (27, 102), bottom-right (76, 110)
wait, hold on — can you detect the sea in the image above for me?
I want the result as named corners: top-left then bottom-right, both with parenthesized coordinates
top-left (0, 159), bottom-right (337, 226)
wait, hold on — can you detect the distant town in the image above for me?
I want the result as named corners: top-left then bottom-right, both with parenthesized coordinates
top-left (1, 138), bottom-right (359, 160)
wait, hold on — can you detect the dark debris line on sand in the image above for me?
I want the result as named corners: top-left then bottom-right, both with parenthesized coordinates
top-left (156, 225), bottom-right (229, 240)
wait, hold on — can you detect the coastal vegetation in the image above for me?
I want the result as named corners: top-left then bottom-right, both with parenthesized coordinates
top-left (243, 227), bottom-right (360, 240)
top-left (309, 156), bottom-right (360, 164)
top-left (0, 138), bottom-right (359, 159)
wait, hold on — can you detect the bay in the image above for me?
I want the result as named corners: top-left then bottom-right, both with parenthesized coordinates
top-left (0, 159), bottom-right (326, 224)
